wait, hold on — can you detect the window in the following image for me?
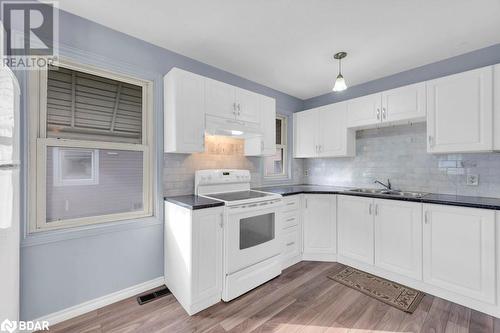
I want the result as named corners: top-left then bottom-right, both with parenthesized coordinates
top-left (28, 60), bottom-right (153, 232)
top-left (53, 147), bottom-right (99, 186)
top-left (264, 115), bottom-right (287, 178)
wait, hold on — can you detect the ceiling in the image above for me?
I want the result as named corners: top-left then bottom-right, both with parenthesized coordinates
top-left (58, 0), bottom-right (500, 100)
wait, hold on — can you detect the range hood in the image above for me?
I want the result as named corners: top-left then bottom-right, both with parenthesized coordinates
top-left (205, 114), bottom-right (262, 139)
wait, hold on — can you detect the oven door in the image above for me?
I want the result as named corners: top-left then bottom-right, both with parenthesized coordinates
top-left (226, 201), bottom-right (282, 274)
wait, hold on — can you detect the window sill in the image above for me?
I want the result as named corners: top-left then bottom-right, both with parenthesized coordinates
top-left (21, 215), bottom-right (161, 248)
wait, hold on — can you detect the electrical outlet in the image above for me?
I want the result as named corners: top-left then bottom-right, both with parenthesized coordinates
top-left (466, 174), bottom-right (479, 186)
top-left (304, 169), bottom-right (309, 177)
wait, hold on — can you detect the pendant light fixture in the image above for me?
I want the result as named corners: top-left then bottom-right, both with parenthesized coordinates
top-left (332, 51), bottom-right (348, 92)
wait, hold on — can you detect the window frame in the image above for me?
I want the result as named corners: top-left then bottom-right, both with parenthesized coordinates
top-left (28, 59), bottom-right (154, 232)
top-left (264, 114), bottom-right (288, 179)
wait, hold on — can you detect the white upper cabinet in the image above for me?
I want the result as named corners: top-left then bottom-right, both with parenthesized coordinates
top-left (318, 103), bottom-right (355, 157)
top-left (164, 68), bottom-right (205, 153)
top-left (374, 199), bottom-right (422, 280)
top-left (337, 195), bottom-right (374, 265)
top-left (346, 93), bottom-right (382, 128)
top-left (347, 83), bottom-right (426, 129)
top-left (205, 78), bottom-right (260, 123)
top-left (427, 66), bottom-right (493, 153)
top-left (205, 78), bottom-right (236, 119)
top-left (382, 82), bottom-right (426, 123)
top-left (235, 88), bottom-right (260, 123)
top-left (494, 64), bottom-right (500, 150)
top-left (293, 109), bottom-right (318, 158)
top-left (303, 194), bottom-right (336, 259)
top-left (244, 95), bottom-right (276, 156)
top-left (165, 68), bottom-right (275, 155)
top-left (260, 95), bottom-right (277, 155)
top-left (293, 103), bottom-right (355, 158)
top-left (423, 204), bottom-right (496, 304)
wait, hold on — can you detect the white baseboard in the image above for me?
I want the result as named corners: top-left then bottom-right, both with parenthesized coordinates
top-left (33, 277), bottom-right (165, 327)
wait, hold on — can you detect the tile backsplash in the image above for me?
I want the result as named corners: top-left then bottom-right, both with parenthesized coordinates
top-left (163, 136), bottom-right (303, 196)
top-left (304, 123), bottom-right (500, 198)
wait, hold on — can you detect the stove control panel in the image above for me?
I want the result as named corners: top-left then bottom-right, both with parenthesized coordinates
top-left (195, 169), bottom-right (251, 186)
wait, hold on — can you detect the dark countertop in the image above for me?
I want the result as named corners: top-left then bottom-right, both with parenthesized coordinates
top-left (257, 184), bottom-right (500, 211)
top-left (164, 195), bottom-right (224, 210)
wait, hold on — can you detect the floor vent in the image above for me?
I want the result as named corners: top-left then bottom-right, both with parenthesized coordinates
top-left (137, 286), bottom-right (170, 305)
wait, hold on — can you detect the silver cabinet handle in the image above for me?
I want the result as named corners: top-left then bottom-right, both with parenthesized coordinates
top-left (237, 103), bottom-right (241, 115)
top-left (232, 102), bottom-right (237, 114)
top-left (428, 135), bottom-right (434, 147)
top-left (376, 108), bottom-right (380, 120)
top-left (369, 203), bottom-right (373, 215)
top-left (286, 202), bottom-right (295, 206)
top-left (382, 107), bottom-right (387, 120)
top-left (286, 217), bottom-right (296, 222)
top-left (305, 199), bottom-right (308, 209)
top-left (286, 241), bottom-right (295, 246)
top-left (424, 211), bottom-right (430, 224)
top-left (219, 213), bottom-right (224, 228)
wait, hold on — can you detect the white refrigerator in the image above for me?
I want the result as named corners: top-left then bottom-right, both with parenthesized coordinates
top-left (0, 67), bottom-right (20, 323)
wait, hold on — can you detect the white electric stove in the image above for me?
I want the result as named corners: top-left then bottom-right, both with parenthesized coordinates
top-left (195, 169), bottom-right (283, 301)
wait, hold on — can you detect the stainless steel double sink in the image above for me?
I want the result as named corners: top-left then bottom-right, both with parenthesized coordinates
top-left (346, 188), bottom-right (428, 198)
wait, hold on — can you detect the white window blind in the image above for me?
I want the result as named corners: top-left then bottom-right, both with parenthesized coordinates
top-left (46, 66), bottom-right (143, 143)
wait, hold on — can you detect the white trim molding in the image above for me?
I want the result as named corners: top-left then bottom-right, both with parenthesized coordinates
top-left (32, 277), bottom-right (165, 328)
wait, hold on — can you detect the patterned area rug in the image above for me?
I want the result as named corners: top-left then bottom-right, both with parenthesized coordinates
top-left (328, 267), bottom-right (425, 313)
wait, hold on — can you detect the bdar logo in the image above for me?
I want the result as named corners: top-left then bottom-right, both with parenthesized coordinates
top-left (0, 319), bottom-right (17, 333)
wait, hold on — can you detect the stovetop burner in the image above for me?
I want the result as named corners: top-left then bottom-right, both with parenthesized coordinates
top-left (205, 190), bottom-right (272, 202)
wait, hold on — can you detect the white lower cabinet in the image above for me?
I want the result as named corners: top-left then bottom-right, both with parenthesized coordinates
top-left (282, 226), bottom-right (301, 266)
top-left (280, 196), bottom-right (302, 269)
top-left (337, 195), bottom-right (374, 265)
top-left (374, 199), bottom-right (422, 280)
top-left (303, 194), bottom-right (336, 260)
top-left (423, 204), bottom-right (496, 304)
top-left (338, 196), bottom-right (422, 279)
top-left (164, 203), bottom-right (223, 315)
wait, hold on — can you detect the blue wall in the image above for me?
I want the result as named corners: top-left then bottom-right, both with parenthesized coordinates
top-left (303, 43), bottom-right (500, 110)
top-left (19, 8), bottom-right (302, 321)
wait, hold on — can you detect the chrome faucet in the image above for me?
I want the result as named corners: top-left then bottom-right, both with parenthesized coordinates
top-left (374, 179), bottom-right (392, 190)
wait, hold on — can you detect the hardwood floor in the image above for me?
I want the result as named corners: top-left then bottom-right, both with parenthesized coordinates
top-left (47, 261), bottom-right (499, 333)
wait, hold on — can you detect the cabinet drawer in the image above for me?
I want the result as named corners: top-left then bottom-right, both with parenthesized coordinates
top-left (282, 227), bottom-right (300, 258)
top-left (282, 211), bottom-right (299, 230)
top-left (282, 196), bottom-right (300, 211)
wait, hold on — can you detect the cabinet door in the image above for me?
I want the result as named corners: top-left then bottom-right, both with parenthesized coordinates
top-left (382, 82), bottom-right (426, 123)
top-left (427, 66), bottom-right (493, 153)
top-left (235, 88), bottom-right (260, 123)
top-left (423, 204), bottom-right (495, 304)
top-left (164, 68), bottom-right (205, 153)
top-left (205, 78), bottom-right (236, 119)
top-left (374, 199), bottom-right (422, 280)
top-left (346, 93), bottom-right (382, 128)
top-left (192, 209), bottom-right (223, 302)
top-left (260, 96), bottom-right (276, 156)
top-left (337, 195), bottom-right (374, 265)
top-left (318, 103), bottom-right (355, 157)
top-left (303, 194), bottom-right (336, 256)
top-left (293, 110), bottom-right (318, 158)
top-left (494, 64), bottom-right (500, 150)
